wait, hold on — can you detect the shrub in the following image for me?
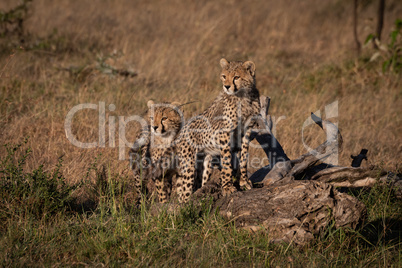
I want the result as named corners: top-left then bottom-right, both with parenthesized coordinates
top-left (0, 138), bottom-right (76, 224)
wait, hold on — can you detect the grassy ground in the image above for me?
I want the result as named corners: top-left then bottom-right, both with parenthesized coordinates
top-left (0, 140), bottom-right (401, 266)
top-left (0, 0), bottom-right (401, 266)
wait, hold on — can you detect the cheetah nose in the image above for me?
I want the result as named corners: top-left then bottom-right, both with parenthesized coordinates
top-left (153, 126), bottom-right (158, 131)
top-left (224, 85), bottom-right (230, 90)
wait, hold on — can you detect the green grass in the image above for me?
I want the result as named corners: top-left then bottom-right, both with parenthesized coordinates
top-left (0, 141), bottom-right (401, 266)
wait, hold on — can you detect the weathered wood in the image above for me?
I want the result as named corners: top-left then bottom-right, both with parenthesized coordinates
top-left (250, 107), bottom-right (401, 192)
top-left (255, 96), bottom-right (290, 165)
top-left (311, 166), bottom-right (402, 197)
top-left (312, 166), bottom-right (383, 186)
top-left (252, 110), bottom-right (402, 194)
top-left (214, 180), bottom-right (367, 246)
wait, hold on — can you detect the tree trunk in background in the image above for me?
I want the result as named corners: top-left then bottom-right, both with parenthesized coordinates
top-left (376, 0), bottom-right (385, 41)
top-left (372, 0), bottom-right (385, 49)
top-left (353, 0), bottom-right (361, 55)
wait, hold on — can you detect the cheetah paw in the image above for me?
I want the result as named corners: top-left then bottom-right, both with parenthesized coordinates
top-left (239, 177), bottom-right (253, 191)
top-left (222, 185), bottom-right (237, 196)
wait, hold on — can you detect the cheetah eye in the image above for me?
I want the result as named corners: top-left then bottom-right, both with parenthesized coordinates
top-left (221, 75), bottom-right (226, 79)
top-left (234, 76), bottom-right (240, 80)
top-left (161, 117), bottom-right (167, 121)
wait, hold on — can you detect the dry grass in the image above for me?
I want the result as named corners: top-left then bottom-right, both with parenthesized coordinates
top-left (0, 0), bottom-right (401, 187)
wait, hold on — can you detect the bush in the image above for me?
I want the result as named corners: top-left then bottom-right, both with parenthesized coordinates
top-left (0, 138), bottom-right (76, 224)
top-left (366, 19), bottom-right (402, 73)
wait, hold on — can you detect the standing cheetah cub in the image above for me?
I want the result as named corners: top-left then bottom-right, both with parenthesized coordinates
top-left (174, 58), bottom-right (261, 203)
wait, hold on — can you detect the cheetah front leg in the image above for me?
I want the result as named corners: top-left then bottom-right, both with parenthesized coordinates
top-left (130, 148), bottom-right (150, 203)
top-left (238, 129), bottom-right (254, 190)
top-left (154, 157), bottom-right (172, 203)
top-left (176, 151), bottom-right (196, 203)
top-left (155, 173), bottom-right (172, 203)
top-left (220, 133), bottom-right (237, 196)
top-left (238, 117), bottom-right (260, 190)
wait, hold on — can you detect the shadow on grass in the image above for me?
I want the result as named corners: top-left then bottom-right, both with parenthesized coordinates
top-left (360, 217), bottom-right (402, 247)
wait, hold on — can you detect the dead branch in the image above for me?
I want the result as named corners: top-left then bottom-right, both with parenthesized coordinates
top-left (312, 166), bottom-right (384, 186)
top-left (249, 96), bottom-right (290, 184)
top-left (249, 98), bottom-right (401, 194)
top-left (256, 112), bottom-right (343, 186)
top-left (256, 96), bottom-right (290, 166)
top-left (351, 149), bottom-right (368, 167)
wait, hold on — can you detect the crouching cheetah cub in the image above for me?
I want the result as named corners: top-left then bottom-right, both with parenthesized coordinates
top-left (174, 58), bottom-right (261, 203)
top-left (130, 100), bottom-right (183, 203)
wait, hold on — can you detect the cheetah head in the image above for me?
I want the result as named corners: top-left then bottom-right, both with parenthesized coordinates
top-left (220, 58), bottom-right (256, 95)
top-left (147, 100), bottom-right (183, 138)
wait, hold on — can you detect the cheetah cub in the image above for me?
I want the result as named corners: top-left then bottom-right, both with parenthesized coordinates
top-left (130, 100), bottom-right (183, 204)
top-left (174, 58), bottom-right (261, 203)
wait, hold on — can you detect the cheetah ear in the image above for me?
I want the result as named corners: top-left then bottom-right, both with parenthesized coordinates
top-left (171, 101), bottom-right (183, 113)
top-left (147, 100), bottom-right (155, 108)
top-left (220, 58), bottom-right (229, 69)
top-left (243, 61), bottom-right (255, 76)
top-left (171, 101), bottom-right (181, 107)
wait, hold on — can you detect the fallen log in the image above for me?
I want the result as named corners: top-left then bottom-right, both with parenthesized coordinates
top-left (209, 180), bottom-right (367, 246)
